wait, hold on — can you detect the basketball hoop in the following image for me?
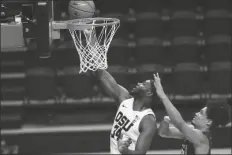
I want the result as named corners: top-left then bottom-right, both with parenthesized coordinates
top-left (67, 17), bottom-right (120, 73)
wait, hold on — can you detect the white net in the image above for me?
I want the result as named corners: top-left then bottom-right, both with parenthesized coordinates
top-left (68, 18), bottom-right (120, 73)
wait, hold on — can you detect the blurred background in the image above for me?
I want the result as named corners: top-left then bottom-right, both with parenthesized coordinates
top-left (1, 0), bottom-right (231, 154)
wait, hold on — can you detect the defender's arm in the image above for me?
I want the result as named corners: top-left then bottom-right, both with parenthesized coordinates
top-left (158, 119), bottom-right (185, 139)
top-left (159, 94), bottom-right (208, 145)
top-left (153, 73), bottom-right (207, 145)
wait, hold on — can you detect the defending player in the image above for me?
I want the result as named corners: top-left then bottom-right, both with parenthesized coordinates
top-left (93, 70), bottom-right (157, 154)
top-left (153, 73), bottom-right (230, 155)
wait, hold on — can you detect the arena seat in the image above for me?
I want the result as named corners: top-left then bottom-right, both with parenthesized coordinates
top-left (1, 60), bottom-right (25, 73)
top-left (1, 86), bottom-right (25, 101)
top-left (204, 35), bottom-right (231, 64)
top-left (1, 51), bottom-right (26, 62)
top-left (113, 20), bottom-right (130, 39)
top-left (136, 64), bottom-right (165, 81)
top-left (209, 62), bottom-right (231, 94)
top-left (1, 75), bottom-right (25, 88)
top-left (135, 37), bottom-right (166, 65)
top-left (52, 41), bottom-right (80, 68)
top-left (62, 66), bottom-right (94, 99)
top-left (170, 36), bottom-right (200, 64)
top-left (205, 0), bottom-right (232, 11)
top-left (172, 63), bottom-right (203, 95)
top-left (168, 0), bottom-right (197, 12)
top-left (134, 13), bottom-right (163, 38)
top-left (133, 0), bottom-right (162, 13)
top-left (204, 10), bottom-right (231, 36)
top-left (107, 39), bottom-right (131, 65)
top-left (25, 67), bottom-right (57, 100)
top-left (97, 0), bottom-right (132, 15)
top-left (169, 11), bottom-right (198, 37)
top-left (136, 64), bottom-right (173, 92)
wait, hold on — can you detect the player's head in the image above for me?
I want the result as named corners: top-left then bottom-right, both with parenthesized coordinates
top-left (191, 100), bottom-right (230, 130)
top-left (131, 80), bottom-right (155, 98)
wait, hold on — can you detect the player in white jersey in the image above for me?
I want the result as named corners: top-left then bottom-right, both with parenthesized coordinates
top-left (94, 69), bottom-right (157, 154)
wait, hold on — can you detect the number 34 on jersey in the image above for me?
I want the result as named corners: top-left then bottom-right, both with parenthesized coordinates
top-left (111, 111), bottom-right (139, 140)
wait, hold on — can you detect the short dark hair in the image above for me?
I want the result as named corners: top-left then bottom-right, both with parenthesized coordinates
top-left (206, 99), bottom-right (231, 128)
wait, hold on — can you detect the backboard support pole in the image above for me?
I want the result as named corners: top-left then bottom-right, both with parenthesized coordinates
top-left (35, 0), bottom-right (51, 58)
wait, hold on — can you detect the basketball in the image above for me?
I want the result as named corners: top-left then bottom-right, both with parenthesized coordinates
top-left (68, 0), bottom-right (95, 19)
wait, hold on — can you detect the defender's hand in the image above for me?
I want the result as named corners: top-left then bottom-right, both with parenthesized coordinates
top-left (153, 73), bottom-right (165, 97)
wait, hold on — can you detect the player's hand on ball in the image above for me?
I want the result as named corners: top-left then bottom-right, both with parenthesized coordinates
top-left (117, 134), bottom-right (132, 153)
top-left (153, 73), bottom-right (165, 97)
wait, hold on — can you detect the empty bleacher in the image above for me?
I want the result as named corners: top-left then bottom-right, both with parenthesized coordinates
top-left (1, 0), bottom-right (231, 106)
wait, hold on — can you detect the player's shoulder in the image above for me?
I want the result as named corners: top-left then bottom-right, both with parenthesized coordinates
top-left (143, 114), bottom-right (156, 123)
top-left (191, 128), bottom-right (210, 144)
top-left (138, 108), bottom-right (156, 119)
top-left (119, 97), bottom-right (134, 106)
top-left (141, 114), bottom-right (157, 127)
top-left (139, 114), bottom-right (157, 132)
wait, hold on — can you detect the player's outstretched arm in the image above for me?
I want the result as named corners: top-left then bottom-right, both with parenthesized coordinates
top-left (158, 116), bottom-right (185, 139)
top-left (118, 115), bottom-right (157, 154)
top-left (153, 73), bottom-right (207, 146)
top-left (95, 69), bottom-right (131, 106)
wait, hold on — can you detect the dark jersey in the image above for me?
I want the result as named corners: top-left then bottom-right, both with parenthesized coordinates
top-left (180, 131), bottom-right (212, 155)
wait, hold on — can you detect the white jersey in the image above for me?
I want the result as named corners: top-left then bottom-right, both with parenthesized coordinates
top-left (110, 98), bottom-right (155, 154)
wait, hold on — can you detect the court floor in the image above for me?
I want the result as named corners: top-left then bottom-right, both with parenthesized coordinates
top-left (76, 148), bottom-right (231, 154)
